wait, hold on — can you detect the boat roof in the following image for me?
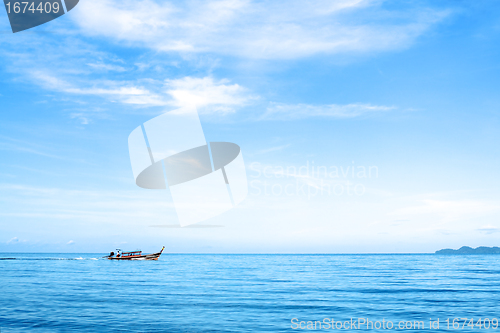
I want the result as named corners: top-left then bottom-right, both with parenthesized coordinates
top-left (122, 250), bottom-right (142, 255)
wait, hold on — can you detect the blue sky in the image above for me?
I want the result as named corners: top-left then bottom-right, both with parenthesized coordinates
top-left (1, 0), bottom-right (500, 253)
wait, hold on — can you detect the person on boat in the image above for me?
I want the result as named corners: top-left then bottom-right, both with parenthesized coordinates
top-left (109, 251), bottom-right (115, 257)
top-left (116, 250), bottom-right (121, 258)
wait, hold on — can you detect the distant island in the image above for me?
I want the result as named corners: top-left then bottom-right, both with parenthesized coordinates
top-left (435, 246), bottom-right (500, 255)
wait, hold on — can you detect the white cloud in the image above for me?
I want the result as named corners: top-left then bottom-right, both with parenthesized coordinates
top-left (72, 0), bottom-right (450, 59)
top-left (165, 76), bottom-right (254, 114)
top-left (0, 134), bottom-right (68, 160)
top-left (19, 66), bottom-right (401, 121)
top-left (0, 184), bottom-right (176, 224)
top-left (30, 70), bottom-right (169, 107)
top-left (390, 199), bottom-right (500, 223)
top-left (70, 113), bottom-right (90, 125)
top-left (262, 102), bottom-right (395, 120)
top-left (254, 144), bottom-right (291, 155)
top-left (25, 69), bottom-right (397, 120)
top-left (87, 63), bottom-right (127, 72)
top-left (29, 70), bottom-right (255, 114)
top-left (7, 237), bottom-right (20, 244)
top-left (28, 65), bottom-right (398, 120)
top-left (477, 225), bottom-right (500, 234)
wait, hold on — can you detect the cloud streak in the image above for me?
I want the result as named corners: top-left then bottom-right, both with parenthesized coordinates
top-left (72, 0), bottom-right (450, 59)
top-left (6, 237), bottom-right (20, 244)
top-left (30, 70), bottom-right (168, 107)
top-left (0, 184), bottom-right (176, 224)
top-left (25, 70), bottom-right (399, 121)
top-left (477, 225), bottom-right (500, 234)
top-left (390, 199), bottom-right (500, 223)
top-left (262, 102), bottom-right (395, 120)
top-left (165, 76), bottom-right (255, 114)
top-left (29, 71), bottom-right (255, 113)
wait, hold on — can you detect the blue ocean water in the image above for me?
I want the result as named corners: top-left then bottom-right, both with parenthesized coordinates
top-left (1, 254), bottom-right (499, 332)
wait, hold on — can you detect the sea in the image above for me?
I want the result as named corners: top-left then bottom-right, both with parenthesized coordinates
top-left (0, 254), bottom-right (499, 332)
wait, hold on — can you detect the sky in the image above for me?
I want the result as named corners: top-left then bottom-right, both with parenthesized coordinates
top-left (1, 0), bottom-right (500, 253)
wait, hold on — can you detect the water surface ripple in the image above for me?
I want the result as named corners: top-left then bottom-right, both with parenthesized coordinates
top-left (1, 254), bottom-right (499, 332)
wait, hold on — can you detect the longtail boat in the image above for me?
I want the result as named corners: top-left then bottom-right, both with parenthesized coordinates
top-left (107, 247), bottom-right (165, 260)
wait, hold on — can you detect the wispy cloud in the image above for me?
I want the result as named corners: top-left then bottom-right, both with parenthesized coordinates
top-left (31, 70), bottom-right (168, 107)
top-left (0, 135), bottom-right (94, 164)
top-left (262, 102), bottom-right (395, 120)
top-left (6, 237), bottom-right (20, 244)
top-left (0, 0), bottom-right (451, 128)
top-left (0, 183), bottom-right (177, 224)
top-left (72, 0), bottom-right (450, 59)
top-left (477, 225), bottom-right (500, 234)
top-left (30, 66), bottom-right (395, 120)
top-left (5, 237), bottom-right (28, 245)
top-left (165, 76), bottom-right (255, 114)
top-left (70, 113), bottom-right (91, 125)
top-left (390, 199), bottom-right (500, 223)
top-left (0, 135), bottom-right (66, 160)
top-left (14, 66), bottom-right (400, 121)
top-left (86, 63), bottom-right (127, 72)
top-left (26, 67), bottom-right (259, 113)
top-left (254, 144), bottom-right (291, 155)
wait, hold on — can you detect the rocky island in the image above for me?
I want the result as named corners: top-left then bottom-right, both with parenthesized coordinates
top-left (435, 246), bottom-right (500, 254)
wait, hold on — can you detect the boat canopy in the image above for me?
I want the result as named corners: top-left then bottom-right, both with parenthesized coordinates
top-left (121, 251), bottom-right (142, 257)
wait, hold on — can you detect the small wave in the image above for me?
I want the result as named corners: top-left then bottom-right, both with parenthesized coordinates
top-left (0, 257), bottom-right (102, 261)
top-left (74, 257), bottom-right (100, 260)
